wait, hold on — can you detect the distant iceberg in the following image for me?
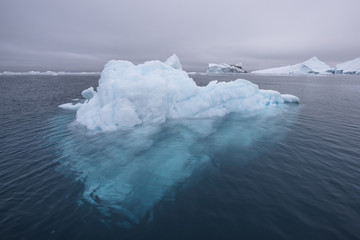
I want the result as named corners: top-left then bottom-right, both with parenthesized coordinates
top-left (206, 63), bottom-right (247, 74)
top-left (253, 57), bottom-right (335, 75)
top-left (0, 71), bottom-right (100, 76)
top-left (56, 55), bottom-right (301, 224)
top-left (60, 55), bottom-right (299, 131)
top-left (335, 58), bottom-right (360, 74)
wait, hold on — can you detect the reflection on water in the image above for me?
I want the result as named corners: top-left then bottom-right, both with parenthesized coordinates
top-left (54, 105), bottom-right (299, 225)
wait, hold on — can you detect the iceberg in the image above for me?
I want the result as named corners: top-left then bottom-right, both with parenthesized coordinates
top-left (253, 56), bottom-right (335, 75)
top-left (59, 102), bottom-right (82, 110)
top-left (56, 55), bottom-right (300, 225)
top-left (55, 106), bottom-right (299, 225)
top-left (60, 55), bottom-right (299, 131)
top-left (335, 57), bottom-right (360, 74)
top-left (206, 63), bottom-right (247, 74)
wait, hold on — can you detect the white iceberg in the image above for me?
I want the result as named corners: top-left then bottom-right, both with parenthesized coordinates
top-left (164, 54), bottom-right (182, 70)
top-left (335, 57), bottom-right (360, 74)
top-left (253, 56), bottom-right (335, 75)
top-left (61, 56), bottom-right (299, 131)
top-left (206, 63), bottom-right (246, 74)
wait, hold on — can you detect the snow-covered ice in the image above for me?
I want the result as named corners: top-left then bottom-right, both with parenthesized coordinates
top-left (206, 63), bottom-right (246, 74)
top-left (164, 54), bottom-right (182, 70)
top-left (81, 87), bottom-right (96, 100)
top-left (253, 56), bottom-right (335, 75)
top-left (335, 58), bottom-right (360, 74)
top-left (61, 56), bottom-right (299, 131)
top-left (59, 103), bottom-right (82, 110)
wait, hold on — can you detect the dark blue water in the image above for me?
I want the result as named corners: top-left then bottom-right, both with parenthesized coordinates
top-left (1, 74), bottom-right (360, 239)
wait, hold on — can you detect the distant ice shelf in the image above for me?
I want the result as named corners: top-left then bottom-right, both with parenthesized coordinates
top-left (252, 56), bottom-right (335, 75)
top-left (57, 55), bottom-right (300, 225)
top-left (206, 63), bottom-right (247, 74)
top-left (335, 57), bottom-right (360, 74)
top-left (0, 71), bottom-right (100, 76)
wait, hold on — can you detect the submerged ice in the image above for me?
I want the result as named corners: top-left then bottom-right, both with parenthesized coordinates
top-left (56, 106), bottom-right (299, 225)
top-left (56, 55), bottom-right (300, 226)
top-left (60, 56), bottom-right (299, 131)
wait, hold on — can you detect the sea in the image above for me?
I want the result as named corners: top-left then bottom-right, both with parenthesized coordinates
top-left (1, 73), bottom-right (360, 240)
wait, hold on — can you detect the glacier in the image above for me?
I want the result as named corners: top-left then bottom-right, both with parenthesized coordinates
top-left (59, 56), bottom-right (299, 131)
top-left (206, 63), bottom-right (247, 74)
top-left (253, 56), bottom-right (335, 75)
top-left (335, 57), bottom-right (360, 74)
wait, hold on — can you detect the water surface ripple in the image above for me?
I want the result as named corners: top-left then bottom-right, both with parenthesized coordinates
top-left (1, 74), bottom-right (360, 239)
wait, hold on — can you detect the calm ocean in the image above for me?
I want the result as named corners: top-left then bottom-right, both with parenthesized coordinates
top-left (1, 73), bottom-right (360, 239)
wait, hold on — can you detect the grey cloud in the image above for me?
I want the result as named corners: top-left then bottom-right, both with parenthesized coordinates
top-left (0, 0), bottom-right (359, 71)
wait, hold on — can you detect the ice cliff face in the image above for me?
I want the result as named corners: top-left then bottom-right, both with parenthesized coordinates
top-left (253, 57), bottom-right (335, 75)
top-left (59, 56), bottom-right (299, 131)
top-left (335, 58), bottom-right (360, 74)
top-left (206, 63), bottom-right (247, 74)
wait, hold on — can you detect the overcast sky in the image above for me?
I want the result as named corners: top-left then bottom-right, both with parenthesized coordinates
top-left (1, 0), bottom-right (359, 72)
